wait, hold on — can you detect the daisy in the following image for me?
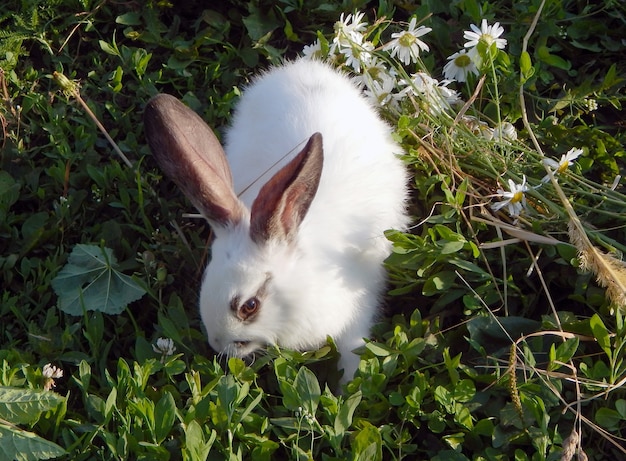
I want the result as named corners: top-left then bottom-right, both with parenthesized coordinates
top-left (363, 72), bottom-right (399, 109)
top-left (443, 49), bottom-right (479, 82)
top-left (464, 19), bottom-right (507, 50)
top-left (302, 39), bottom-right (323, 60)
top-left (400, 73), bottom-right (458, 114)
top-left (541, 148), bottom-right (583, 182)
top-left (493, 122), bottom-right (518, 143)
top-left (357, 55), bottom-right (397, 86)
top-left (437, 80), bottom-right (462, 107)
top-left (491, 176), bottom-right (528, 217)
top-left (339, 34), bottom-right (374, 72)
top-left (383, 17), bottom-right (432, 65)
top-left (335, 11), bottom-right (368, 38)
top-left (333, 12), bottom-right (368, 53)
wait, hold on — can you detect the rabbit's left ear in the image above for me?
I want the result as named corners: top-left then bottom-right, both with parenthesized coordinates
top-left (144, 94), bottom-right (246, 227)
top-left (250, 132), bottom-right (323, 243)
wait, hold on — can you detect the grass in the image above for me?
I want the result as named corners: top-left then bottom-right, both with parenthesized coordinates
top-left (1, 0), bottom-right (626, 459)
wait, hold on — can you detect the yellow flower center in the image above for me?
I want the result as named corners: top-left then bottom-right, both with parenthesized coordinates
top-left (511, 191), bottom-right (524, 203)
top-left (399, 32), bottom-right (416, 48)
top-left (557, 162), bottom-right (569, 174)
top-left (481, 33), bottom-right (495, 46)
top-left (454, 54), bottom-right (472, 68)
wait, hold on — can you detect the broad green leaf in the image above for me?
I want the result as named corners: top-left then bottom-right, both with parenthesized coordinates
top-left (423, 271), bottom-right (456, 296)
top-left (453, 379), bottom-right (476, 403)
top-left (0, 387), bottom-right (65, 425)
top-left (353, 421), bottom-right (382, 461)
top-left (99, 40), bottom-right (120, 57)
top-left (0, 170), bottom-right (21, 211)
top-left (434, 386), bottom-right (454, 413)
top-left (595, 407), bottom-right (623, 430)
top-left (589, 314), bottom-right (612, 359)
top-left (154, 392), bottom-right (176, 444)
top-left (294, 367), bottom-right (321, 416)
top-left (554, 337), bottom-right (579, 364)
top-left (519, 51), bottom-right (534, 81)
top-left (616, 399), bottom-right (626, 419)
top-left (51, 244), bottom-right (146, 315)
top-left (0, 424), bottom-right (66, 461)
top-left (455, 178), bottom-right (468, 207)
top-left (364, 341), bottom-right (393, 357)
top-left (440, 240), bottom-right (465, 254)
top-left (216, 374), bottom-right (238, 422)
top-left (184, 420), bottom-right (215, 461)
top-left (334, 390), bottom-right (362, 434)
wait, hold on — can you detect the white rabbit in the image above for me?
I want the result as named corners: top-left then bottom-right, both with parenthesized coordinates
top-left (144, 59), bottom-right (409, 381)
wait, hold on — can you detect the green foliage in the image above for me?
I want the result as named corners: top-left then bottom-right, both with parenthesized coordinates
top-left (1, 0), bottom-right (625, 459)
top-left (0, 387), bottom-right (66, 460)
top-left (51, 244), bottom-right (146, 315)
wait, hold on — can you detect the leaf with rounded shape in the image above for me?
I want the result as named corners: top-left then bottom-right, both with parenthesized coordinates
top-left (51, 244), bottom-right (146, 315)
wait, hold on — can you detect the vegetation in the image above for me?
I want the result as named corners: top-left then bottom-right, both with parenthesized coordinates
top-left (1, 0), bottom-right (625, 459)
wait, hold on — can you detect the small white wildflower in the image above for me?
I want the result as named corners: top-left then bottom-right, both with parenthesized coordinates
top-left (400, 72), bottom-right (458, 114)
top-left (333, 12), bottom-right (368, 54)
top-left (542, 147), bottom-right (583, 182)
top-left (443, 49), bottom-right (479, 82)
top-left (356, 56), bottom-right (396, 84)
top-left (463, 19), bottom-right (507, 50)
top-left (335, 11), bottom-right (368, 37)
top-left (584, 98), bottom-right (598, 111)
top-left (491, 176), bottom-right (529, 217)
top-left (43, 364), bottom-right (63, 390)
top-left (493, 122), bottom-right (518, 143)
top-left (339, 34), bottom-right (374, 72)
top-left (363, 72), bottom-right (399, 109)
top-left (302, 39), bottom-right (323, 59)
top-left (383, 17), bottom-right (432, 66)
top-left (153, 337), bottom-right (176, 361)
top-left (437, 80), bottom-right (462, 107)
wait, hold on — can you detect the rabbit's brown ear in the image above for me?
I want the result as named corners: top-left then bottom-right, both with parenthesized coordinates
top-left (250, 132), bottom-right (323, 243)
top-left (144, 94), bottom-right (245, 227)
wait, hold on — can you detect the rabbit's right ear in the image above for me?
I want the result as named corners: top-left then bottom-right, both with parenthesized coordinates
top-left (144, 94), bottom-right (245, 227)
top-left (250, 133), bottom-right (323, 243)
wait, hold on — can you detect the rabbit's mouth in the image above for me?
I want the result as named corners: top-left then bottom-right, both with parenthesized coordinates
top-left (232, 340), bottom-right (263, 357)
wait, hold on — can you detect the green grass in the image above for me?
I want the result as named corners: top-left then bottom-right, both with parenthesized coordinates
top-left (1, 0), bottom-right (626, 459)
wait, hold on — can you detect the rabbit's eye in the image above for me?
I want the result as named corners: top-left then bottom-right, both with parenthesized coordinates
top-left (239, 297), bottom-right (260, 320)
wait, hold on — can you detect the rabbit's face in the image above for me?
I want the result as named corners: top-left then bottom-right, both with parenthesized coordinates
top-left (198, 229), bottom-right (290, 359)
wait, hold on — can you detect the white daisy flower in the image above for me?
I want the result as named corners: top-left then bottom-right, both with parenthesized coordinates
top-left (464, 19), bottom-right (507, 50)
top-left (443, 49), bottom-right (479, 82)
top-left (302, 39), bottom-right (323, 59)
top-left (493, 122), bottom-right (518, 143)
top-left (437, 80), bottom-right (462, 107)
top-left (335, 11), bottom-right (368, 37)
top-left (383, 17), bottom-right (432, 65)
top-left (357, 55), bottom-right (397, 86)
top-left (491, 176), bottom-right (528, 217)
top-left (339, 34), bottom-right (374, 72)
top-left (363, 72), bottom-right (399, 108)
top-left (541, 148), bottom-right (583, 182)
top-left (400, 72), bottom-right (458, 114)
top-left (333, 12), bottom-right (368, 53)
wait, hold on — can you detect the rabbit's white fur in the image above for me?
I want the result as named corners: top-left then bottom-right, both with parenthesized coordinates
top-left (199, 59), bottom-right (409, 379)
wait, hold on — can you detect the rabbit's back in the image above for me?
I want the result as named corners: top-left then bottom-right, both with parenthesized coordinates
top-left (224, 59), bottom-right (408, 251)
